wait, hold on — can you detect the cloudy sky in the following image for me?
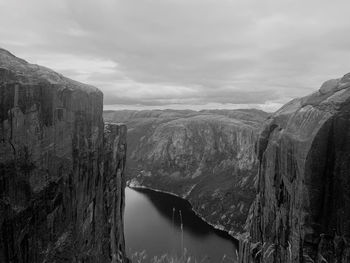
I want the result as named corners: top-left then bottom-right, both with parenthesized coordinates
top-left (1, 0), bottom-right (350, 111)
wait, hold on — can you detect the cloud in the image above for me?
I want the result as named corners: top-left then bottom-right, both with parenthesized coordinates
top-left (1, 0), bottom-right (350, 111)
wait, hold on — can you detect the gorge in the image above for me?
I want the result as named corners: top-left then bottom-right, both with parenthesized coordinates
top-left (105, 73), bottom-right (350, 263)
top-left (103, 109), bottom-right (269, 238)
top-left (1, 48), bottom-right (350, 263)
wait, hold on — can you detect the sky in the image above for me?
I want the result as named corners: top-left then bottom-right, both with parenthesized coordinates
top-left (1, 0), bottom-right (350, 112)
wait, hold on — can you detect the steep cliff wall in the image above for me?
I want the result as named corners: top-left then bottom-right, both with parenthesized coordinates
top-left (104, 109), bottom-right (268, 236)
top-left (0, 49), bottom-right (128, 262)
top-left (239, 73), bottom-right (350, 263)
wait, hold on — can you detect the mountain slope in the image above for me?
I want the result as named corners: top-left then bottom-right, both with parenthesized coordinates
top-left (104, 109), bottom-right (268, 236)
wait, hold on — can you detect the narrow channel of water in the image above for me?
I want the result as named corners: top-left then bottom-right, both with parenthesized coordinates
top-left (124, 187), bottom-right (238, 262)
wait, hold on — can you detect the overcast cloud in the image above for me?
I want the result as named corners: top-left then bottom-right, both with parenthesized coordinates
top-left (1, 0), bottom-right (350, 111)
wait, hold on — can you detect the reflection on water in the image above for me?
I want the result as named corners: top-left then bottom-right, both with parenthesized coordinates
top-left (124, 187), bottom-right (237, 262)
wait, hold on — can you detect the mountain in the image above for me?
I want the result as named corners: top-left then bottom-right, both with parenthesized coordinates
top-left (0, 48), bottom-right (128, 262)
top-left (239, 73), bottom-right (350, 262)
top-left (104, 109), bottom-right (269, 236)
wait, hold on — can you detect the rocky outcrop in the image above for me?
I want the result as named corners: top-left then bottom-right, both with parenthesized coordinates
top-left (0, 49), bottom-right (128, 262)
top-left (103, 123), bottom-right (127, 263)
top-left (104, 109), bottom-right (269, 236)
top-left (239, 73), bottom-right (350, 262)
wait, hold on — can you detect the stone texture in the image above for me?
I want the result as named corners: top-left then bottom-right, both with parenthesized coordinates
top-left (103, 123), bottom-right (128, 263)
top-left (238, 73), bottom-right (350, 263)
top-left (104, 109), bottom-right (269, 236)
top-left (0, 48), bottom-right (128, 262)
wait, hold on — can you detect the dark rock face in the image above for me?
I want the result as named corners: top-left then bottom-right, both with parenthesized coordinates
top-left (104, 109), bottom-right (269, 236)
top-left (239, 73), bottom-right (350, 263)
top-left (0, 49), bottom-right (128, 262)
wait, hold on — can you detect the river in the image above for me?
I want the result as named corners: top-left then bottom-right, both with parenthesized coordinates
top-left (124, 187), bottom-right (238, 262)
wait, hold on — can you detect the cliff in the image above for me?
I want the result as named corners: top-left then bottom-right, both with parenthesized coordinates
top-left (239, 73), bottom-right (350, 262)
top-left (104, 109), bottom-right (269, 236)
top-left (0, 49), bottom-right (128, 262)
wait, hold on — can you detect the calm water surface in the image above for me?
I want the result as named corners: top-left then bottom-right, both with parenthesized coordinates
top-left (124, 187), bottom-right (238, 262)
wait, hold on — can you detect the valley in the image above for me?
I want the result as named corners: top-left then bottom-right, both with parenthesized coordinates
top-left (104, 109), bottom-right (269, 238)
top-left (1, 48), bottom-right (350, 263)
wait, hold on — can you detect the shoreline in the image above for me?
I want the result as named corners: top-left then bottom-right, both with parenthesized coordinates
top-left (127, 182), bottom-right (239, 242)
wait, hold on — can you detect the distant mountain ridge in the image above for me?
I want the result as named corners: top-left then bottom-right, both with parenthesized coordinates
top-left (104, 109), bottom-right (269, 237)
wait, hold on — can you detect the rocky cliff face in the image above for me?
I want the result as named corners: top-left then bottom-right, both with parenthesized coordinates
top-left (239, 73), bottom-right (350, 263)
top-left (104, 109), bottom-right (268, 236)
top-left (0, 49), bottom-right (128, 262)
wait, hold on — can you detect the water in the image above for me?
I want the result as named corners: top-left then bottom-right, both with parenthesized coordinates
top-left (125, 187), bottom-right (238, 262)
